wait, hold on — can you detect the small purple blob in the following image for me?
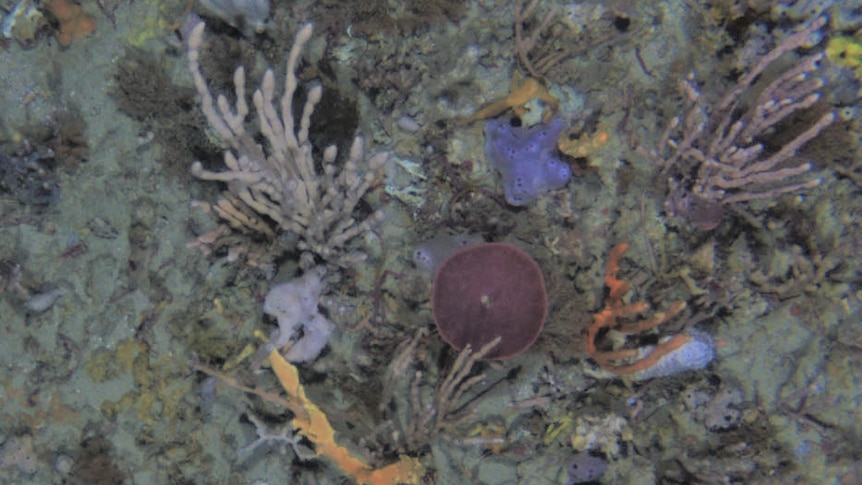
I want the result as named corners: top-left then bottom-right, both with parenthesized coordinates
top-left (484, 117), bottom-right (571, 205)
top-left (665, 180), bottom-right (725, 230)
top-left (413, 231), bottom-right (484, 274)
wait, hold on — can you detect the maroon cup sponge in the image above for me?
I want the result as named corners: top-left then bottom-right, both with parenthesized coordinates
top-left (432, 242), bottom-right (548, 360)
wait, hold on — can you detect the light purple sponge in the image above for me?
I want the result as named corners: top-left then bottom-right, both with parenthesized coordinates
top-left (484, 117), bottom-right (571, 205)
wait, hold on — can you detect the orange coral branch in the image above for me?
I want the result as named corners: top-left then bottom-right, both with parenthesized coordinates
top-left (461, 77), bottom-right (559, 124)
top-left (268, 349), bottom-right (425, 485)
top-left (586, 244), bottom-right (688, 375)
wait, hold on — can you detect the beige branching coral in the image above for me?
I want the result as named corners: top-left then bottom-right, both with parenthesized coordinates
top-left (186, 21), bottom-right (387, 270)
top-left (650, 17), bottom-right (835, 223)
top-left (374, 333), bottom-right (503, 453)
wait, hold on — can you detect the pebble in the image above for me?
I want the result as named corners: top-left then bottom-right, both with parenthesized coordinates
top-left (25, 287), bottom-right (66, 313)
top-left (54, 453), bottom-right (74, 475)
top-left (396, 115), bottom-right (421, 133)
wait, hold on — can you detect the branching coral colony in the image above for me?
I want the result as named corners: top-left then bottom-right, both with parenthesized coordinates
top-left (185, 20), bottom-right (425, 484)
top-left (186, 21), bottom-right (386, 271)
top-left (586, 244), bottom-right (716, 381)
top-left (647, 16), bottom-right (836, 230)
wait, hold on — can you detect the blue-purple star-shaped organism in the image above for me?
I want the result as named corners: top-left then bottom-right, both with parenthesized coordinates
top-left (484, 117), bottom-right (571, 205)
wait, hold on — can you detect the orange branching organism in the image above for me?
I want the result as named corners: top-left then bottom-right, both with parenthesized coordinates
top-left (462, 76), bottom-right (559, 124)
top-left (586, 244), bottom-right (690, 376)
top-left (191, 345), bottom-right (425, 484)
top-left (267, 348), bottom-right (425, 485)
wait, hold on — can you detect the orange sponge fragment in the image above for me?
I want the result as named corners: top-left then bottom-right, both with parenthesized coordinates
top-left (43, 0), bottom-right (96, 47)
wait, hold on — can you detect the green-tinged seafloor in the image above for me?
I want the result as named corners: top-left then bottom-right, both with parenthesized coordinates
top-left (0, 0), bottom-right (861, 483)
